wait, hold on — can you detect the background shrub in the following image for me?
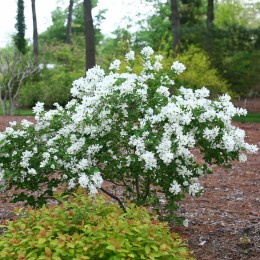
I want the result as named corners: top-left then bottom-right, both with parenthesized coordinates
top-left (18, 67), bottom-right (81, 108)
top-left (18, 43), bottom-right (85, 109)
top-left (172, 46), bottom-right (230, 97)
top-left (0, 194), bottom-right (194, 260)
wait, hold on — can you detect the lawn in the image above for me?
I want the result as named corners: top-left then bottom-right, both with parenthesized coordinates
top-left (0, 106), bottom-right (33, 116)
top-left (233, 112), bottom-right (260, 123)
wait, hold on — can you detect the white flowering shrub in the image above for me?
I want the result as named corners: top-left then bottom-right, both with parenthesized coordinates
top-left (0, 47), bottom-right (258, 224)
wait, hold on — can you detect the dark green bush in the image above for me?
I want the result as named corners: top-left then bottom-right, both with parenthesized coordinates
top-left (0, 194), bottom-right (194, 260)
top-left (18, 43), bottom-right (85, 109)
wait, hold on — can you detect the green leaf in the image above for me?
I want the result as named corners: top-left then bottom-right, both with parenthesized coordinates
top-left (106, 245), bottom-right (116, 251)
top-left (151, 245), bottom-right (158, 252)
top-left (37, 238), bottom-right (47, 244)
top-left (145, 245), bottom-right (151, 255)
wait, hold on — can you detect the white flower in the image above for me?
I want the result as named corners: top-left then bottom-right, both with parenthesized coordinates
top-left (9, 121), bottom-right (17, 127)
top-left (169, 181), bottom-right (181, 195)
top-left (203, 127), bottom-right (219, 141)
top-left (109, 59), bottom-right (121, 70)
top-left (188, 182), bottom-right (203, 196)
top-left (67, 138), bottom-right (85, 155)
top-left (68, 178), bottom-right (76, 189)
top-left (91, 172), bottom-right (103, 188)
top-left (20, 150), bottom-right (33, 168)
top-left (222, 133), bottom-right (235, 152)
top-left (77, 158), bottom-right (91, 170)
top-left (88, 184), bottom-right (98, 195)
top-left (21, 119), bottom-right (33, 128)
top-left (0, 132), bottom-right (5, 141)
top-left (78, 173), bottom-right (89, 188)
top-left (32, 102), bottom-right (45, 115)
top-left (0, 169), bottom-right (4, 182)
top-left (183, 219), bottom-right (189, 227)
top-left (140, 151), bottom-right (157, 170)
top-left (195, 87), bottom-right (210, 98)
top-left (141, 46), bottom-right (154, 58)
top-left (239, 154), bottom-right (247, 163)
top-left (28, 168), bottom-right (37, 175)
top-left (244, 143), bottom-right (259, 154)
top-left (125, 50), bottom-right (135, 61)
top-left (155, 55), bottom-right (163, 61)
top-left (153, 61), bottom-right (163, 71)
top-left (160, 152), bottom-right (174, 164)
top-left (171, 61), bottom-right (186, 74)
top-left (87, 144), bottom-right (103, 156)
top-left (156, 86), bottom-right (170, 97)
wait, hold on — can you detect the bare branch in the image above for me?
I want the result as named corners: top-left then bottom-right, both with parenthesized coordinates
top-left (0, 52), bottom-right (39, 115)
top-left (100, 187), bottom-right (126, 213)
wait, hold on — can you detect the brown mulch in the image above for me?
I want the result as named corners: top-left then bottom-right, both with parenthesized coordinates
top-left (0, 115), bottom-right (259, 260)
top-left (174, 122), bottom-right (260, 260)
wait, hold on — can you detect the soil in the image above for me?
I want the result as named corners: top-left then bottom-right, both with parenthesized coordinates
top-left (0, 115), bottom-right (259, 260)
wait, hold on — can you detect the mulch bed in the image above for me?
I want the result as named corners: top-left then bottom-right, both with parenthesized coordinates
top-left (0, 115), bottom-right (259, 260)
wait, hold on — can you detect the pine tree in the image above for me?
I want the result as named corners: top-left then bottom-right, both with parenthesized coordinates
top-left (14, 0), bottom-right (27, 54)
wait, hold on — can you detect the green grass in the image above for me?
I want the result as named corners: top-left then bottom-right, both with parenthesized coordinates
top-left (233, 112), bottom-right (260, 123)
top-left (0, 107), bottom-right (33, 116)
top-left (13, 108), bottom-right (34, 116)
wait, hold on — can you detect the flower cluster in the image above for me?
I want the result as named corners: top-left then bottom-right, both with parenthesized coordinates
top-left (0, 47), bottom-right (258, 223)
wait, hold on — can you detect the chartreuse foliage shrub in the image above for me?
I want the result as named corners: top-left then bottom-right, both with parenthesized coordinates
top-left (172, 46), bottom-right (230, 97)
top-left (0, 47), bottom-right (258, 225)
top-left (0, 194), bottom-right (194, 260)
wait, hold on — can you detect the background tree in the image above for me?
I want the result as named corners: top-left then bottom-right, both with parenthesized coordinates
top-left (31, 0), bottom-right (39, 56)
top-left (4, 0), bottom-right (259, 114)
top-left (207, 0), bottom-right (214, 28)
top-left (66, 0), bottom-right (74, 45)
top-left (170, 0), bottom-right (180, 53)
top-left (206, 0), bottom-right (214, 54)
top-left (14, 0), bottom-right (27, 54)
top-left (84, 0), bottom-right (96, 70)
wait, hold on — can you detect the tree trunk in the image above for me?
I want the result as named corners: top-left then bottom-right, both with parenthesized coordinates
top-left (170, 0), bottom-right (181, 54)
top-left (84, 0), bottom-right (96, 70)
top-left (31, 0), bottom-right (39, 56)
top-left (206, 0), bottom-right (214, 54)
top-left (207, 0), bottom-right (214, 28)
top-left (66, 0), bottom-right (74, 45)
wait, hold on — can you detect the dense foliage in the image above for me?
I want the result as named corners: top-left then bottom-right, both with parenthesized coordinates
top-left (0, 193), bottom-right (194, 259)
top-left (19, 43), bottom-right (85, 108)
top-left (164, 46), bottom-right (230, 96)
top-left (131, 0), bottom-right (260, 97)
top-left (4, 0), bottom-right (257, 112)
top-left (0, 48), bottom-right (258, 224)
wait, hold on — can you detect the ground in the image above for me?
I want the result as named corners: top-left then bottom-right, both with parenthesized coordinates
top-left (175, 122), bottom-right (260, 260)
top-left (0, 113), bottom-right (259, 260)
